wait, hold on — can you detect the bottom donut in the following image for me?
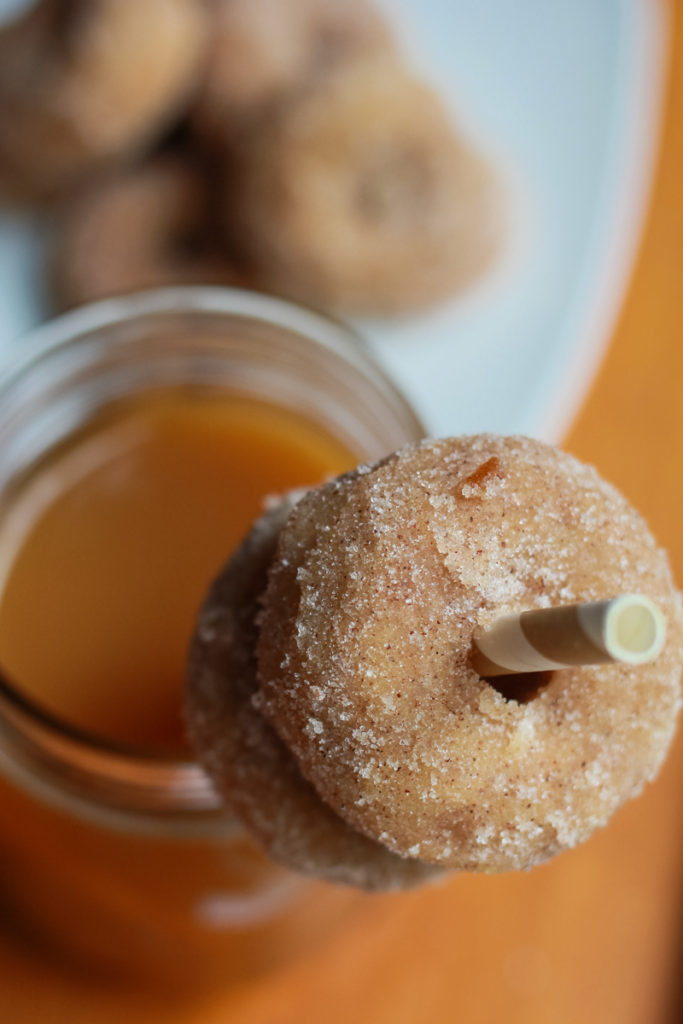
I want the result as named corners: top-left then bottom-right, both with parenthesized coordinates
top-left (186, 490), bottom-right (443, 891)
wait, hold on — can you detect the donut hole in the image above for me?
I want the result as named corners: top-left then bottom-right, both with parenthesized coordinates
top-left (355, 145), bottom-right (432, 224)
top-left (171, 220), bottom-right (212, 263)
top-left (485, 670), bottom-right (555, 705)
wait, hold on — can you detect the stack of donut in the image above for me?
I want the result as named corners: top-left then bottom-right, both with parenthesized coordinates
top-left (0, 0), bottom-right (504, 315)
top-left (186, 435), bottom-right (683, 890)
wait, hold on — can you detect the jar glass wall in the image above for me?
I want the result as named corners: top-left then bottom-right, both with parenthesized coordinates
top-left (0, 287), bottom-right (424, 989)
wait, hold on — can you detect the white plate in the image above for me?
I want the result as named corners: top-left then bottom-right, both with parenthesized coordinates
top-left (0, 0), bottom-right (667, 442)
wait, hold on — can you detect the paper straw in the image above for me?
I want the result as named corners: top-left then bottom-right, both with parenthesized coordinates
top-left (471, 595), bottom-right (666, 677)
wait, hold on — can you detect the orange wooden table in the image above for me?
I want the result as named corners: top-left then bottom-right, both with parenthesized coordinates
top-left (2, 7), bottom-right (683, 1024)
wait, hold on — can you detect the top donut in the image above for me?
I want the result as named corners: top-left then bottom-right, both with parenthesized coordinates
top-left (256, 436), bottom-right (683, 873)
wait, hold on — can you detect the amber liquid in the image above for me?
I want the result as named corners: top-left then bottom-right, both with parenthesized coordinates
top-left (0, 389), bottom-right (359, 986)
top-left (0, 390), bottom-right (355, 752)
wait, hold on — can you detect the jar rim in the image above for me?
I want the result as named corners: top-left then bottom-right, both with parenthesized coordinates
top-left (4, 286), bottom-right (403, 399)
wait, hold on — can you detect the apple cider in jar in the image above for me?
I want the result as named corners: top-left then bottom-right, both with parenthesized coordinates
top-left (0, 391), bottom-right (354, 754)
top-left (0, 288), bottom-right (423, 988)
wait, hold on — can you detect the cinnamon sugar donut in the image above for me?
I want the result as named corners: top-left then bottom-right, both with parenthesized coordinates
top-left (252, 437), bottom-right (682, 873)
top-left (52, 156), bottom-right (245, 309)
top-left (186, 493), bottom-right (442, 890)
top-left (227, 59), bottom-right (503, 314)
top-left (0, 0), bottom-right (208, 202)
top-left (194, 0), bottom-right (393, 139)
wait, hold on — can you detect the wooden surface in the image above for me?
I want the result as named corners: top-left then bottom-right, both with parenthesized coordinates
top-left (2, 6), bottom-right (683, 1023)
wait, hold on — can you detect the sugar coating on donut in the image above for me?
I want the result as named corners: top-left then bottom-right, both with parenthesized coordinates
top-left (52, 156), bottom-right (245, 309)
top-left (257, 436), bottom-right (683, 872)
top-left (194, 0), bottom-right (393, 135)
top-left (0, 0), bottom-right (208, 200)
top-left (186, 492), bottom-right (443, 890)
top-left (227, 58), bottom-right (503, 314)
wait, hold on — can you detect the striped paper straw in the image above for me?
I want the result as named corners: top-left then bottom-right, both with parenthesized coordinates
top-left (471, 595), bottom-right (666, 677)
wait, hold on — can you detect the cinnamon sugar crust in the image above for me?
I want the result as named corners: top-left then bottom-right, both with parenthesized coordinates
top-left (226, 59), bottom-right (503, 314)
top-left (0, 0), bottom-right (208, 201)
top-left (257, 437), bottom-right (683, 872)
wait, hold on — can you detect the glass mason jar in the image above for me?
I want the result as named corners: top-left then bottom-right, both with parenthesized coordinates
top-left (0, 287), bottom-right (424, 990)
